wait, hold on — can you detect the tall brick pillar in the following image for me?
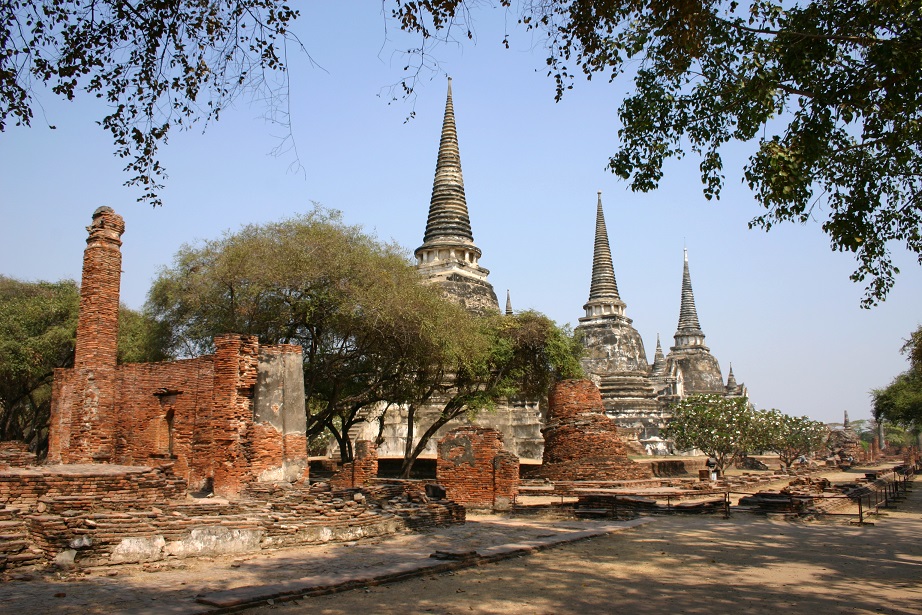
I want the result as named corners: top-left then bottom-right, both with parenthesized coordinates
top-left (211, 334), bottom-right (260, 497)
top-left (51, 207), bottom-right (125, 463)
top-left (75, 207), bottom-right (125, 371)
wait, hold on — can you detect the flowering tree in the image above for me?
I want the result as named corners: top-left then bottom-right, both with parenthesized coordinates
top-left (759, 409), bottom-right (828, 469)
top-left (663, 394), bottom-right (755, 473)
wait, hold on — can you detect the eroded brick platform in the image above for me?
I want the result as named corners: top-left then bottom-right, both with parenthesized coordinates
top-left (537, 380), bottom-right (653, 482)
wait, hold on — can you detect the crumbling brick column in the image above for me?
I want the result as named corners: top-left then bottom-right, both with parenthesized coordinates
top-left (330, 440), bottom-right (378, 489)
top-left (436, 426), bottom-right (519, 510)
top-left (211, 334), bottom-right (260, 498)
top-left (48, 207), bottom-right (125, 463)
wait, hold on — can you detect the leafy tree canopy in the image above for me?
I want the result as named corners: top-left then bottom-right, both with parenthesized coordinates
top-left (1, 0), bottom-right (300, 206)
top-left (872, 324), bottom-right (922, 429)
top-left (391, 0), bottom-right (922, 307)
top-left (757, 409), bottom-right (827, 468)
top-left (396, 308), bottom-right (583, 477)
top-left (146, 207), bottom-right (488, 461)
top-left (0, 275), bottom-right (166, 455)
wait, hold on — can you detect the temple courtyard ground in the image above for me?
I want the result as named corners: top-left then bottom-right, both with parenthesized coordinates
top-left (1, 468), bottom-right (920, 614)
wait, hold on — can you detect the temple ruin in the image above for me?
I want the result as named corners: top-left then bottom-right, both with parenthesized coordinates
top-left (47, 208), bottom-right (308, 498)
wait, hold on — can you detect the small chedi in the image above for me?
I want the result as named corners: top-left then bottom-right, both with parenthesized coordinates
top-left (827, 411), bottom-right (863, 462)
top-left (537, 379), bottom-right (653, 481)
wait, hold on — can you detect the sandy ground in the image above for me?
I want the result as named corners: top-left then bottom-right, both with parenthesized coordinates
top-left (249, 478), bottom-right (922, 615)
top-left (2, 465), bottom-right (918, 615)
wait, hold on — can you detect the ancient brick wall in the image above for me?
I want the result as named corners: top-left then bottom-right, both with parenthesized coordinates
top-left (436, 426), bottom-right (519, 509)
top-left (538, 380), bottom-right (652, 482)
top-left (110, 357), bottom-right (215, 487)
top-left (0, 442), bottom-right (37, 469)
top-left (48, 208), bottom-right (309, 499)
top-left (330, 440), bottom-right (378, 490)
top-left (0, 465), bottom-right (186, 512)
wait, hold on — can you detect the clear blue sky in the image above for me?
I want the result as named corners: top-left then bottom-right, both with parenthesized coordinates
top-left (1, 3), bottom-right (919, 424)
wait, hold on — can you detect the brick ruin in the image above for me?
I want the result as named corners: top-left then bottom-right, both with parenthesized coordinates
top-left (537, 379), bottom-right (653, 482)
top-left (330, 440), bottom-right (379, 490)
top-left (46, 207), bottom-right (308, 498)
top-left (436, 426), bottom-right (519, 510)
top-left (0, 207), bottom-right (467, 572)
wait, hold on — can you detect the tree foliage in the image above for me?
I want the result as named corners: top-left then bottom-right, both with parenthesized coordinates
top-left (872, 324), bottom-right (922, 429)
top-left (391, 0), bottom-right (922, 306)
top-left (1, 0), bottom-right (300, 205)
top-left (662, 393), bottom-right (755, 473)
top-left (146, 208), bottom-right (485, 462)
top-left (758, 409), bottom-right (827, 468)
top-left (0, 275), bottom-right (166, 456)
top-left (397, 309), bottom-right (583, 477)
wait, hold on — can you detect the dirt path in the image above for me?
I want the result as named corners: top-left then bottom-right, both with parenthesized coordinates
top-left (251, 483), bottom-right (922, 615)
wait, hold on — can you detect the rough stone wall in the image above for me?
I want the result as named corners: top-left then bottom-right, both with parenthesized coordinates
top-left (330, 440), bottom-right (378, 490)
top-left (1, 470), bottom-right (463, 569)
top-left (0, 465), bottom-right (186, 512)
top-left (538, 380), bottom-right (652, 482)
top-left (436, 426), bottom-right (519, 509)
top-left (577, 319), bottom-right (650, 375)
top-left (250, 344), bottom-right (309, 483)
top-left (666, 350), bottom-right (725, 396)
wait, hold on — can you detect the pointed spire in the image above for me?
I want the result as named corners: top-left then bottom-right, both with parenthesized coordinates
top-left (581, 192), bottom-right (627, 320)
top-left (843, 410), bottom-right (850, 429)
top-left (421, 77), bottom-right (474, 245)
top-left (673, 248), bottom-right (706, 348)
top-left (651, 334), bottom-right (667, 377)
top-left (588, 191), bottom-right (621, 301)
top-left (505, 289), bottom-right (513, 315)
top-left (726, 363), bottom-right (737, 389)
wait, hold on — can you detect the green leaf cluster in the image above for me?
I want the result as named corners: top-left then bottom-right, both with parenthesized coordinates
top-left (147, 207), bottom-right (583, 465)
top-left (391, 0), bottom-right (922, 306)
top-left (872, 324), bottom-right (922, 429)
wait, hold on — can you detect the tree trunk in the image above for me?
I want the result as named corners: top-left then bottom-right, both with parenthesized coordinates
top-left (399, 401), bottom-right (464, 478)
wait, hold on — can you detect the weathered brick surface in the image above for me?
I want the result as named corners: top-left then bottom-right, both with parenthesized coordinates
top-left (1, 472), bottom-right (463, 569)
top-left (48, 209), bottom-right (308, 498)
top-left (0, 442), bottom-right (36, 469)
top-left (331, 440), bottom-right (378, 490)
top-left (436, 426), bottom-right (519, 509)
top-left (538, 380), bottom-right (652, 481)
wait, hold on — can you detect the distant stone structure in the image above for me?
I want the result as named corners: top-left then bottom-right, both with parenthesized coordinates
top-left (356, 82), bottom-right (752, 458)
top-left (48, 208), bottom-right (309, 498)
top-left (827, 410), bottom-right (862, 462)
top-left (414, 77), bottom-right (499, 315)
top-left (352, 80), bottom-right (541, 460)
top-left (577, 195), bottom-right (749, 439)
